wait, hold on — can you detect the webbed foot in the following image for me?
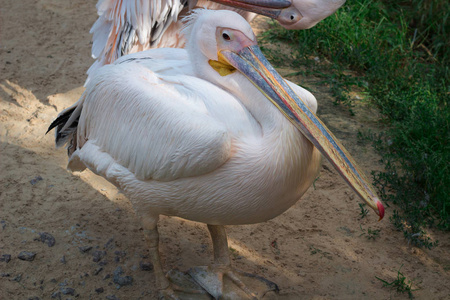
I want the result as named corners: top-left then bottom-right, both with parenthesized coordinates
top-left (188, 266), bottom-right (279, 300)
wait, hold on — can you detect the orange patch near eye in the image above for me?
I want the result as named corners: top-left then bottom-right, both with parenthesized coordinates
top-left (208, 52), bottom-right (236, 76)
top-left (208, 59), bottom-right (236, 76)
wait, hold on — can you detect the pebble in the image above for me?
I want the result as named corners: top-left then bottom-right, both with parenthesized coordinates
top-left (13, 274), bottom-right (22, 282)
top-left (0, 254), bottom-right (11, 263)
top-left (113, 266), bottom-right (133, 287)
top-left (140, 261), bottom-right (154, 271)
top-left (58, 279), bottom-right (69, 286)
top-left (35, 232), bottom-right (56, 247)
top-left (1, 220), bottom-right (6, 230)
top-left (114, 251), bottom-right (126, 263)
top-left (27, 297), bottom-right (40, 300)
top-left (78, 246), bottom-right (92, 253)
top-left (18, 251), bottom-right (36, 261)
top-left (98, 260), bottom-right (108, 266)
top-left (93, 267), bottom-right (103, 276)
top-left (92, 250), bottom-right (106, 262)
top-left (60, 256), bottom-right (66, 264)
top-left (51, 291), bottom-right (61, 299)
top-left (104, 238), bottom-right (114, 250)
top-left (95, 287), bottom-right (104, 294)
top-left (30, 175), bottom-right (43, 185)
top-left (106, 295), bottom-right (119, 300)
top-left (60, 287), bottom-right (75, 295)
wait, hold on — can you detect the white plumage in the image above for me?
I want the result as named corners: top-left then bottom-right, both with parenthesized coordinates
top-left (70, 46), bottom-right (320, 224)
top-left (50, 9), bottom-right (382, 298)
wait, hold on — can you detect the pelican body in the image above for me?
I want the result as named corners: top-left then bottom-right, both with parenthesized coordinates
top-left (49, 9), bottom-right (382, 298)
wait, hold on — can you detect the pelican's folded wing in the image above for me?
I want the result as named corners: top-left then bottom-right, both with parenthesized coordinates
top-left (90, 0), bottom-right (189, 68)
top-left (76, 61), bottom-right (232, 182)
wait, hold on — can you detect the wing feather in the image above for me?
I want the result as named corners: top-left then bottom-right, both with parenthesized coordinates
top-left (78, 61), bottom-right (234, 181)
top-left (91, 0), bottom-right (188, 64)
top-left (88, 0), bottom-right (190, 84)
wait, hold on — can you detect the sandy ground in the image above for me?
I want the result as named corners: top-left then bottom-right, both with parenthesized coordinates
top-left (1, 1), bottom-right (450, 299)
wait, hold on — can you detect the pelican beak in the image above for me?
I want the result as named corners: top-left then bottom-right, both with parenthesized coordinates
top-left (220, 45), bottom-right (385, 220)
top-left (210, 0), bottom-right (302, 26)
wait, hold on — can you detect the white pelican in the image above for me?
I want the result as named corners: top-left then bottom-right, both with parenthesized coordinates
top-left (49, 9), bottom-right (383, 299)
top-left (88, 0), bottom-right (346, 77)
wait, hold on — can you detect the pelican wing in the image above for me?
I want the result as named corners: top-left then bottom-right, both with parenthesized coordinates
top-left (75, 60), bottom-right (239, 182)
top-left (91, 0), bottom-right (189, 66)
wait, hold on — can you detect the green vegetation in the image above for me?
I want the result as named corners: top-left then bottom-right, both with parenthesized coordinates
top-left (358, 203), bottom-right (369, 219)
top-left (376, 265), bottom-right (419, 299)
top-left (309, 245), bottom-right (332, 259)
top-left (359, 225), bottom-right (381, 240)
top-left (261, 0), bottom-right (449, 247)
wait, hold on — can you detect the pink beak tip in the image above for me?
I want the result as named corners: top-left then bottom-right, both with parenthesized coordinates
top-left (377, 200), bottom-right (385, 221)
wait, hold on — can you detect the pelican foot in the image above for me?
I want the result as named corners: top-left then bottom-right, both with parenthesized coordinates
top-left (161, 269), bottom-right (212, 300)
top-left (188, 266), bottom-right (279, 300)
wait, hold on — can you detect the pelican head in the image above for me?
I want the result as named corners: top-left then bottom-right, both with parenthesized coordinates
top-left (183, 9), bottom-right (384, 220)
top-left (209, 0), bottom-right (346, 29)
top-left (279, 0), bottom-right (346, 29)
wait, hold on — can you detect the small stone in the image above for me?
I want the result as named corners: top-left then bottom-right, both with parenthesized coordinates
top-left (1, 273), bottom-right (10, 277)
top-left (60, 256), bottom-right (66, 264)
top-left (58, 279), bottom-right (68, 286)
top-left (60, 287), bottom-right (75, 295)
top-left (51, 291), bottom-right (61, 299)
top-left (1, 220), bottom-right (6, 230)
top-left (35, 232), bottom-right (56, 247)
top-left (0, 254), bottom-right (11, 263)
top-left (106, 295), bottom-right (119, 300)
top-left (113, 267), bottom-right (133, 287)
top-left (98, 260), bottom-right (108, 266)
top-left (18, 251), bottom-right (36, 261)
top-left (103, 274), bottom-right (111, 280)
top-left (93, 267), bottom-right (103, 276)
top-left (92, 250), bottom-right (106, 262)
top-left (28, 297), bottom-right (40, 300)
top-left (30, 176), bottom-right (43, 185)
top-left (139, 261), bottom-right (153, 271)
top-left (78, 246), bottom-right (92, 253)
top-left (114, 251), bottom-right (126, 263)
top-left (13, 274), bottom-right (22, 282)
top-left (95, 287), bottom-right (104, 294)
top-left (104, 238), bottom-right (114, 250)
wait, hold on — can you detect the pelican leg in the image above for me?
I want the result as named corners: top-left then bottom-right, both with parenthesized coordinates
top-left (140, 216), bottom-right (174, 297)
top-left (140, 215), bottom-right (209, 299)
top-left (188, 225), bottom-right (261, 300)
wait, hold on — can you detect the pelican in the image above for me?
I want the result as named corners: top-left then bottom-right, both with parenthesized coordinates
top-left (88, 0), bottom-right (346, 78)
top-left (49, 9), bottom-right (383, 299)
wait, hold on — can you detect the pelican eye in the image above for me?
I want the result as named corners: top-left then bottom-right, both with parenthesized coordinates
top-left (222, 32), bottom-right (231, 41)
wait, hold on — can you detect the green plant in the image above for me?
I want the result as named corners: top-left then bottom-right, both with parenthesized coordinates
top-left (309, 245), bottom-right (332, 259)
top-left (359, 203), bottom-right (369, 219)
top-left (376, 264), bottom-right (419, 299)
top-left (359, 225), bottom-right (381, 240)
top-left (261, 0), bottom-right (450, 244)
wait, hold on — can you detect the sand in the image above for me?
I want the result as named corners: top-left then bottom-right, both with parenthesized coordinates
top-left (1, 0), bottom-right (449, 299)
